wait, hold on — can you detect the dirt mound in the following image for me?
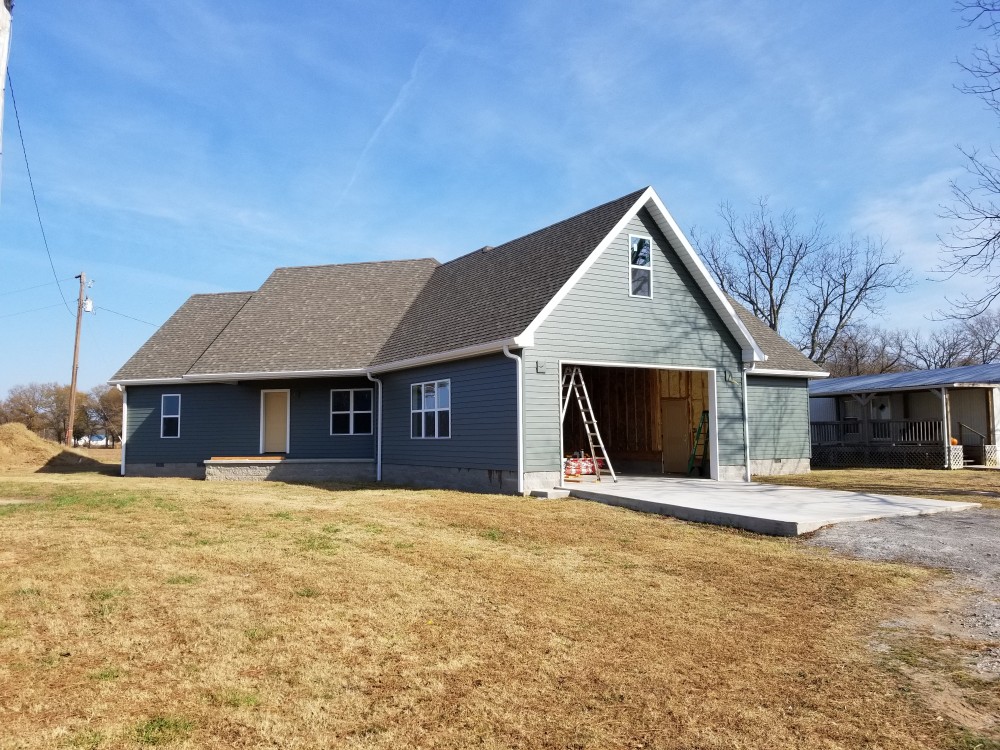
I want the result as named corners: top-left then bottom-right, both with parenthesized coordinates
top-left (0, 423), bottom-right (62, 469)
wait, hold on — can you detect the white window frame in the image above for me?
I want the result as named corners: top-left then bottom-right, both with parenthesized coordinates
top-left (411, 379), bottom-right (451, 439)
top-left (628, 233), bottom-right (653, 299)
top-left (160, 394), bottom-right (181, 439)
top-left (330, 388), bottom-right (374, 435)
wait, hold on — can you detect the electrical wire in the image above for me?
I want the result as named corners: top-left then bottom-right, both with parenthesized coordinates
top-left (0, 302), bottom-right (65, 320)
top-left (0, 276), bottom-right (76, 296)
top-left (94, 305), bottom-right (158, 326)
top-left (6, 71), bottom-right (74, 316)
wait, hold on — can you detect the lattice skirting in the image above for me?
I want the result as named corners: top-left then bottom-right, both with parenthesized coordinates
top-left (986, 445), bottom-right (999, 468)
top-left (812, 445), bottom-right (952, 469)
top-left (949, 445), bottom-right (965, 470)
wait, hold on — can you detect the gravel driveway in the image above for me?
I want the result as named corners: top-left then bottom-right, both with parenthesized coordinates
top-left (805, 508), bottom-right (1000, 677)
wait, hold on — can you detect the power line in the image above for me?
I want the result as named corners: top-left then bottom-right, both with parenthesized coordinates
top-left (0, 302), bottom-right (65, 320)
top-left (95, 305), bottom-right (158, 326)
top-left (6, 70), bottom-right (73, 316)
top-left (0, 276), bottom-right (76, 296)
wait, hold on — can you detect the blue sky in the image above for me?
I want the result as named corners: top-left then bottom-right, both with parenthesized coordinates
top-left (0, 1), bottom-right (994, 394)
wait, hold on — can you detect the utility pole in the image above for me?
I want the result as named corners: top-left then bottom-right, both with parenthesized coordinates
top-left (65, 272), bottom-right (86, 446)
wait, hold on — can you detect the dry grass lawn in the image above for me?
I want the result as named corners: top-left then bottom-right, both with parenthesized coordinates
top-left (0, 469), bottom-right (970, 749)
top-left (757, 468), bottom-right (1000, 509)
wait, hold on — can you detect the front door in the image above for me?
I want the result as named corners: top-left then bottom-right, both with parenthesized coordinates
top-left (661, 398), bottom-right (689, 474)
top-left (262, 390), bottom-right (289, 453)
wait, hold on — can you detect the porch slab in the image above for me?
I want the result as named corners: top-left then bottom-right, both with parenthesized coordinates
top-left (559, 476), bottom-right (980, 536)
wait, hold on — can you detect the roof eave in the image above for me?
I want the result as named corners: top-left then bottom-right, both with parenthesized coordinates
top-left (183, 368), bottom-right (369, 382)
top-left (370, 336), bottom-right (529, 374)
top-left (746, 367), bottom-right (829, 379)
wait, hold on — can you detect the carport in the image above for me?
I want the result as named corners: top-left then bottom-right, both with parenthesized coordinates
top-left (546, 476), bottom-right (980, 536)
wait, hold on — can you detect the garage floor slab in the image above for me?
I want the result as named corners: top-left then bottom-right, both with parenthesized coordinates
top-left (559, 476), bottom-right (981, 536)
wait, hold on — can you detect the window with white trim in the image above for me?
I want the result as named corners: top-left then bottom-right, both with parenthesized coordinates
top-left (330, 389), bottom-right (373, 435)
top-left (628, 234), bottom-right (652, 298)
top-left (411, 380), bottom-right (450, 439)
top-left (161, 394), bottom-right (181, 438)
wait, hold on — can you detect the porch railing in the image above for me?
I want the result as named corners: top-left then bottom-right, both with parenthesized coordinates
top-left (810, 419), bottom-right (943, 446)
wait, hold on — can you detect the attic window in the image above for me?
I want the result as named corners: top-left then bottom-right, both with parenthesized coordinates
top-left (629, 234), bottom-right (652, 298)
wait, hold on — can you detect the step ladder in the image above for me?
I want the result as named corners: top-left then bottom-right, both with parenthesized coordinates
top-left (687, 410), bottom-right (709, 476)
top-left (561, 367), bottom-right (617, 483)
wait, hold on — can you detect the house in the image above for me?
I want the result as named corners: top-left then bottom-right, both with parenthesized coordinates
top-left (809, 363), bottom-right (1000, 469)
top-left (109, 187), bottom-right (827, 493)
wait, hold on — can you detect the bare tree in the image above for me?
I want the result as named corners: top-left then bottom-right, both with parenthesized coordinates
top-left (941, 1), bottom-right (1000, 315)
top-left (961, 307), bottom-right (1000, 361)
top-left (700, 198), bottom-right (827, 331)
top-left (86, 385), bottom-right (123, 447)
top-left (700, 199), bottom-right (911, 365)
top-left (823, 325), bottom-right (908, 377)
top-left (903, 326), bottom-right (977, 370)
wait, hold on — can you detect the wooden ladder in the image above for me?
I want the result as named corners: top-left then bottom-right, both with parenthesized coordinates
top-left (687, 410), bottom-right (709, 476)
top-left (561, 367), bottom-right (617, 483)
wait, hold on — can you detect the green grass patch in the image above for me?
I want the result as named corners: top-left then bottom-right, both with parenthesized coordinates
top-left (133, 716), bottom-right (194, 745)
top-left (296, 532), bottom-right (337, 553)
top-left (51, 490), bottom-right (140, 510)
top-left (214, 689), bottom-right (260, 708)
top-left (481, 528), bottom-right (505, 542)
top-left (271, 511), bottom-right (294, 521)
top-left (14, 586), bottom-right (41, 596)
top-left (244, 626), bottom-right (274, 642)
top-left (89, 667), bottom-right (121, 681)
top-left (294, 587), bottom-right (320, 598)
top-left (165, 574), bottom-right (198, 585)
top-left (67, 729), bottom-right (105, 749)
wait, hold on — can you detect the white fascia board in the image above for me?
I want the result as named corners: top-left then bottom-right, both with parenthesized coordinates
top-left (643, 190), bottom-right (766, 364)
top-left (746, 368), bottom-right (829, 379)
top-left (369, 337), bottom-right (524, 374)
top-left (107, 377), bottom-right (185, 386)
top-left (182, 369), bottom-right (367, 382)
top-left (518, 187), bottom-right (767, 364)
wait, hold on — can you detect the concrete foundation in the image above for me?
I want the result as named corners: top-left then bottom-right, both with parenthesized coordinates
top-left (523, 471), bottom-right (563, 492)
top-left (382, 464), bottom-right (519, 494)
top-left (127, 463), bottom-right (205, 479)
top-left (749, 457), bottom-right (810, 476)
top-left (716, 464), bottom-right (748, 482)
top-left (204, 459), bottom-right (374, 482)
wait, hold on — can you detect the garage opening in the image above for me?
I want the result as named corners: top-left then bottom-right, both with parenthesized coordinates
top-left (561, 365), bottom-right (711, 478)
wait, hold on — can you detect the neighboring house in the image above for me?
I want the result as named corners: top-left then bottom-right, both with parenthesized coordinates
top-left (109, 187), bottom-right (826, 493)
top-left (809, 364), bottom-right (1000, 469)
top-left (78, 435), bottom-right (108, 447)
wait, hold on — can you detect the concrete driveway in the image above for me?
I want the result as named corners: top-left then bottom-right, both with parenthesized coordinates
top-left (558, 476), bottom-right (980, 536)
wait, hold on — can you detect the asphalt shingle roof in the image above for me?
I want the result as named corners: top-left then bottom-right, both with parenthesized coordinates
top-left (727, 300), bottom-right (825, 374)
top-left (809, 362), bottom-right (1000, 396)
top-left (111, 292), bottom-right (253, 381)
top-left (372, 188), bottom-right (647, 365)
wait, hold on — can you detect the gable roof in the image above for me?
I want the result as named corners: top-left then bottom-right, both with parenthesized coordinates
top-left (111, 291), bottom-right (253, 382)
top-left (728, 300), bottom-right (826, 376)
top-left (809, 362), bottom-right (1000, 397)
top-left (112, 187), bottom-right (811, 384)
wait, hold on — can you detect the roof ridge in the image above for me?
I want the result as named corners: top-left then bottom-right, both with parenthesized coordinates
top-left (273, 258), bottom-right (440, 272)
top-left (439, 187), bottom-right (648, 268)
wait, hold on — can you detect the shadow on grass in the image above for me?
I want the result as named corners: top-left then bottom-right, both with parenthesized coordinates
top-left (35, 450), bottom-right (119, 475)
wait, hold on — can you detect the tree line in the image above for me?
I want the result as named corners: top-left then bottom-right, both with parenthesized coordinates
top-left (0, 383), bottom-right (123, 446)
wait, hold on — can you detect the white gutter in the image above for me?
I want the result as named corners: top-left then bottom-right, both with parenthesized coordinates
top-left (370, 336), bottom-right (531, 374)
top-left (741, 365), bottom-right (752, 483)
top-left (746, 367), bottom-right (829, 379)
top-left (118, 384), bottom-right (127, 477)
top-left (502, 344), bottom-right (524, 494)
top-left (108, 377), bottom-right (185, 387)
top-left (182, 368), bottom-right (367, 382)
top-left (366, 372), bottom-right (383, 482)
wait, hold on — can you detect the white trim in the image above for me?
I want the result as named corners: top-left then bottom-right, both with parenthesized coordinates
top-left (366, 373), bottom-right (383, 481)
top-left (330, 387), bottom-right (374, 435)
top-left (627, 233), bottom-right (653, 299)
top-left (108, 377), bottom-right (185, 386)
top-left (184, 368), bottom-right (366, 382)
top-left (556, 358), bottom-right (720, 481)
top-left (520, 187), bottom-right (767, 364)
top-left (410, 379), bottom-right (452, 439)
top-left (741, 366), bottom-right (752, 483)
top-left (369, 337), bottom-right (528, 374)
top-left (746, 367), bottom-right (829, 379)
top-left (260, 388), bottom-right (291, 454)
top-left (502, 345), bottom-right (524, 494)
top-left (120, 386), bottom-right (127, 477)
top-left (160, 394), bottom-right (181, 439)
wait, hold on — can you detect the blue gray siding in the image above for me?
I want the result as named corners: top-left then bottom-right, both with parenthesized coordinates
top-left (125, 378), bottom-right (376, 466)
top-left (524, 208), bottom-right (747, 472)
top-left (381, 354), bottom-right (517, 470)
top-left (747, 376), bottom-right (810, 460)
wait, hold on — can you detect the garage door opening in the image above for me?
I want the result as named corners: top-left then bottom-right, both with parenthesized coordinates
top-left (561, 365), bottom-right (713, 479)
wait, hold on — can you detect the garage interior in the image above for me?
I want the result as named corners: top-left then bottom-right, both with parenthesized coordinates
top-left (562, 365), bottom-right (711, 477)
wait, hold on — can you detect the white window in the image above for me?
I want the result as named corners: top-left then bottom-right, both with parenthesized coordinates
top-left (161, 394), bottom-right (181, 438)
top-left (629, 234), bottom-right (652, 298)
top-left (411, 380), bottom-right (450, 439)
top-left (330, 389), bottom-right (373, 435)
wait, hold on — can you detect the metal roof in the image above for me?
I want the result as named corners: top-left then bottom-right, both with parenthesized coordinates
top-left (809, 363), bottom-right (1000, 397)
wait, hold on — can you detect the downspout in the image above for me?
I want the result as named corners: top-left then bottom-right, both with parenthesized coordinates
top-left (366, 373), bottom-right (383, 482)
top-left (502, 345), bottom-right (524, 494)
top-left (118, 384), bottom-right (127, 477)
top-left (741, 365), bottom-right (752, 483)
